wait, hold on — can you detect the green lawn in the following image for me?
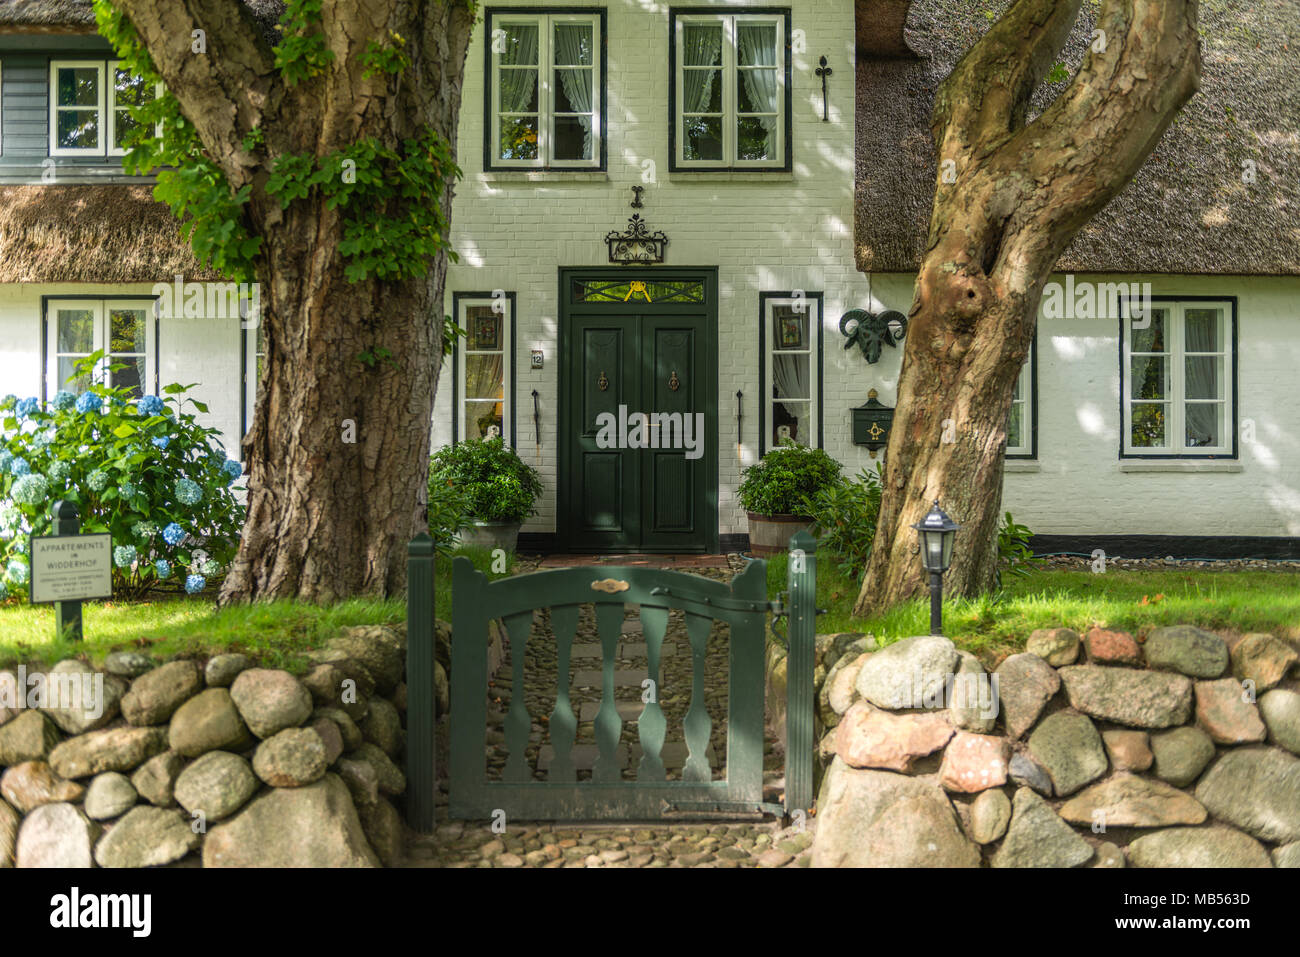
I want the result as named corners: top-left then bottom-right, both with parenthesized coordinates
top-left (765, 552), bottom-right (1300, 663)
top-left (0, 546), bottom-right (508, 670)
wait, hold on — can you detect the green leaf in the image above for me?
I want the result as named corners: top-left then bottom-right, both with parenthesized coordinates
top-left (112, 424), bottom-right (137, 439)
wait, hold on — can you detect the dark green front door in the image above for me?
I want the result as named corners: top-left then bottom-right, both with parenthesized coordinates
top-left (560, 270), bottom-right (718, 552)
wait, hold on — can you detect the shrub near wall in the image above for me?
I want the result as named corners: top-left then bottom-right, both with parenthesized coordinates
top-left (0, 625), bottom-right (429, 868)
top-left (805, 625), bottom-right (1300, 867)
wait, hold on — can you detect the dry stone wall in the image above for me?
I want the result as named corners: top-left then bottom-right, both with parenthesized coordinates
top-left (0, 622), bottom-right (462, 868)
top-left (804, 625), bottom-right (1300, 867)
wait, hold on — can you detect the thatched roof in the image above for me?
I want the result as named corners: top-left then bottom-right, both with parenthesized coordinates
top-left (0, 0), bottom-right (95, 31)
top-left (0, 186), bottom-right (220, 283)
top-left (0, 0), bottom-right (286, 40)
top-left (855, 0), bottom-right (1300, 275)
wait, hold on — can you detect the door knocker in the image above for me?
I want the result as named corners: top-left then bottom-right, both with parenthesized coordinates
top-left (598, 371), bottom-right (609, 391)
top-left (668, 370), bottom-right (680, 392)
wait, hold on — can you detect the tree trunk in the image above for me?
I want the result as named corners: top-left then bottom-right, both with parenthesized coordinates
top-left (108, 0), bottom-right (475, 603)
top-left (855, 0), bottom-right (1201, 616)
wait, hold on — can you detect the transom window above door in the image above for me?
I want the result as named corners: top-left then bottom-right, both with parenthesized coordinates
top-left (486, 10), bottom-right (605, 169)
top-left (671, 10), bottom-right (790, 170)
top-left (46, 299), bottom-right (158, 400)
top-left (1121, 299), bottom-right (1236, 457)
top-left (49, 60), bottom-right (161, 157)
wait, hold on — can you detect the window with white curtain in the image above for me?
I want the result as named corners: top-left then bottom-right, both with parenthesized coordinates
top-left (487, 11), bottom-right (603, 169)
top-left (456, 296), bottom-right (513, 443)
top-left (46, 299), bottom-right (157, 399)
top-left (1006, 345), bottom-right (1035, 457)
top-left (762, 294), bottom-right (820, 452)
top-left (673, 11), bottom-right (788, 169)
top-left (1122, 300), bottom-right (1235, 456)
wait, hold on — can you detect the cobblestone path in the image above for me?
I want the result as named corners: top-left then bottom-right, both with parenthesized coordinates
top-left (402, 554), bottom-right (817, 867)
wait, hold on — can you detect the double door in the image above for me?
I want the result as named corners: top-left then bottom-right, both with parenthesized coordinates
top-left (560, 271), bottom-right (717, 551)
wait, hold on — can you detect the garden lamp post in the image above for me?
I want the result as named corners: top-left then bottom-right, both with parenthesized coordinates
top-left (913, 500), bottom-right (960, 636)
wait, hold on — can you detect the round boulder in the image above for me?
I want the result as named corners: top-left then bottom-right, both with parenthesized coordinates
top-left (83, 772), bottom-right (138, 820)
top-left (230, 669), bottom-right (313, 739)
top-left (174, 751), bottom-right (259, 821)
top-left (253, 727), bottom-right (328, 787)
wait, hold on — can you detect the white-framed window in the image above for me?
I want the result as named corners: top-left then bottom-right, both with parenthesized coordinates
top-left (46, 299), bottom-right (157, 399)
top-left (1122, 300), bottom-right (1235, 456)
top-left (456, 295), bottom-right (513, 443)
top-left (673, 11), bottom-right (787, 169)
top-left (488, 11), bottom-right (603, 169)
top-left (50, 60), bottom-right (105, 155)
top-left (242, 323), bottom-right (266, 443)
top-left (762, 294), bottom-right (820, 452)
top-left (108, 60), bottom-right (160, 155)
top-left (49, 60), bottom-right (159, 157)
top-left (1006, 346), bottom-right (1034, 457)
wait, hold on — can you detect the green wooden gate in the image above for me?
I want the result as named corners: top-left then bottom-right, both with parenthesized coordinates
top-left (403, 533), bottom-right (817, 829)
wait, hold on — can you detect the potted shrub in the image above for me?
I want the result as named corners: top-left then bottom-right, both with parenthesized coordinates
top-left (429, 437), bottom-right (542, 553)
top-left (736, 444), bottom-right (843, 554)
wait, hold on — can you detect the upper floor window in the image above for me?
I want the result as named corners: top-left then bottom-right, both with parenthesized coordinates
top-left (486, 10), bottom-right (605, 169)
top-left (49, 60), bottom-right (159, 157)
top-left (46, 299), bottom-right (157, 400)
top-left (671, 10), bottom-right (790, 170)
top-left (1121, 299), bottom-right (1236, 457)
top-left (760, 292), bottom-right (821, 453)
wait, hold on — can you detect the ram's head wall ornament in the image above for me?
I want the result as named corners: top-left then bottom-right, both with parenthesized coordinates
top-left (839, 309), bottom-right (908, 364)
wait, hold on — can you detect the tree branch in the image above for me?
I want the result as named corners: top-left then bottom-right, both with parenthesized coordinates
top-left (109, 0), bottom-right (277, 184)
top-left (933, 0), bottom-right (1081, 162)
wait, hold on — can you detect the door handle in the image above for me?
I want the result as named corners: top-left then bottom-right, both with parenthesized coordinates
top-left (598, 371), bottom-right (609, 391)
top-left (668, 370), bottom-right (680, 392)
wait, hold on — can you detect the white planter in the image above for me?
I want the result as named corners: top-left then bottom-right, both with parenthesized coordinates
top-left (456, 521), bottom-right (521, 553)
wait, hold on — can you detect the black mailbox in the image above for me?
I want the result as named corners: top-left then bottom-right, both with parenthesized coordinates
top-left (852, 389), bottom-right (894, 453)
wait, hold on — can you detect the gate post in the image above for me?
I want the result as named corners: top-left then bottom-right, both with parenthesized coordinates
top-left (785, 529), bottom-right (816, 816)
top-left (405, 533), bottom-right (436, 833)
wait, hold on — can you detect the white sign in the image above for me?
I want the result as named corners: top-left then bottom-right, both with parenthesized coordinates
top-left (29, 534), bottom-right (113, 604)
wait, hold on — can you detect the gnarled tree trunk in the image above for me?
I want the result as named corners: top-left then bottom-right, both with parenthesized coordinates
top-left (856, 0), bottom-right (1201, 616)
top-left (109, 0), bottom-right (475, 602)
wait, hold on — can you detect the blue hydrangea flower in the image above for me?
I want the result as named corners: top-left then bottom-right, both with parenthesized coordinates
top-left (0, 505), bottom-right (19, 529)
top-left (119, 481), bottom-right (137, 499)
top-left (86, 470), bottom-right (109, 492)
top-left (10, 473), bottom-right (48, 506)
top-left (154, 559), bottom-right (172, 580)
top-left (137, 395), bottom-right (165, 417)
top-left (75, 392), bottom-right (100, 414)
top-left (175, 478), bottom-right (202, 506)
top-left (152, 436), bottom-right (171, 450)
top-left (185, 574), bottom-right (206, 595)
top-left (15, 397), bottom-right (39, 419)
top-left (48, 460), bottom-right (72, 483)
top-left (5, 560), bottom-right (29, 585)
top-left (10, 457), bottom-right (30, 476)
top-left (199, 558), bottom-right (220, 576)
top-left (0, 452), bottom-right (11, 473)
top-left (222, 459), bottom-right (243, 481)
top-left (162, 522), bottom-right (185, 547)
top-left (30, 431), bottom-right (53, 451)
top-left (51, 391), bottom-right (77, 411)
top-left (132, 521), bottom-right (158, 540)
top-left (113, 545), bottom-right (137, 568)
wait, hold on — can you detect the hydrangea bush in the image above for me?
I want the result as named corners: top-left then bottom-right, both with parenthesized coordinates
top-left (0, 353), bottom-right (245, 601)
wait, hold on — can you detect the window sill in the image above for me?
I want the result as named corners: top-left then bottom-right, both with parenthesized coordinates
top-left (668, 171), bottom-right (795, 183)
top-left (478, 170), bottom-right (609, 183)
top-left (1003, 460), bottom-right (1040, 473)
top-left (1118, 460), bottom-right (1243, 473)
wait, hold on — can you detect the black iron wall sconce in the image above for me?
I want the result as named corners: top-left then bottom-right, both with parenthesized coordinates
top-left (839, 309), bottom-right (907, 364)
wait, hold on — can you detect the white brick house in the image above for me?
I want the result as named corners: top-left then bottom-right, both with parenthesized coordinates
top-left (1, 0), bottom-right (1297, 557)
